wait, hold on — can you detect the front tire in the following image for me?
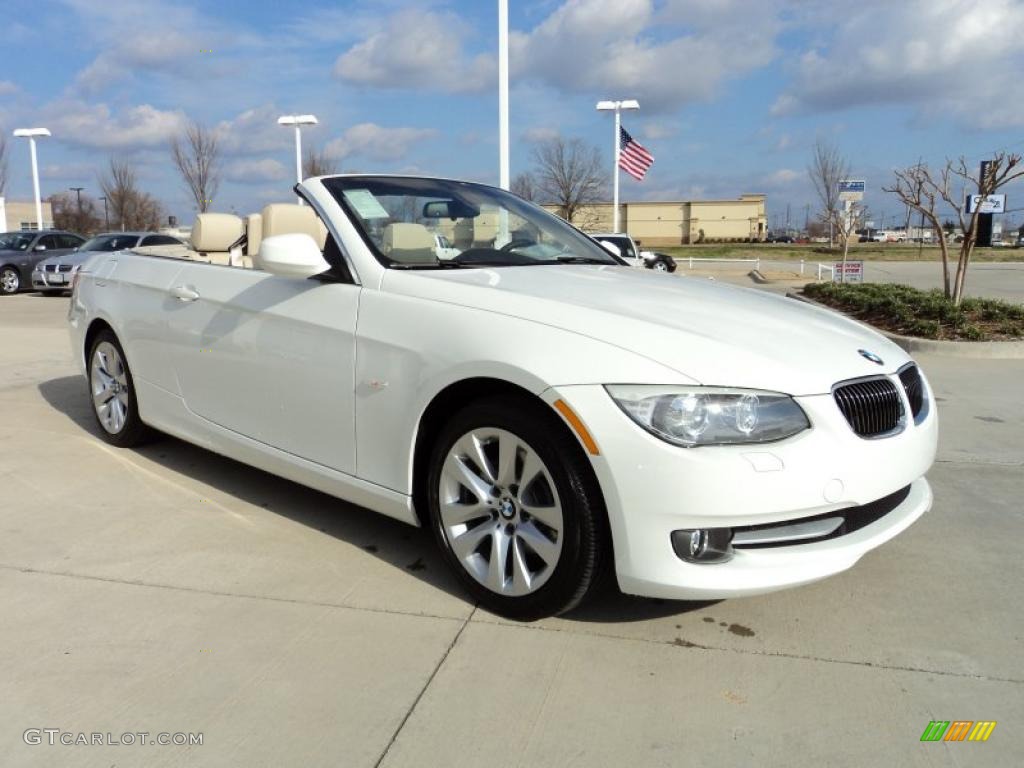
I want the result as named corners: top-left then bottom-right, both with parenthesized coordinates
top-left (87, 330), bottom-right (151, 447)
top-left (426, 396), bottom-right (607, 620)
top-left (1, 266), bottom-right (21, 295)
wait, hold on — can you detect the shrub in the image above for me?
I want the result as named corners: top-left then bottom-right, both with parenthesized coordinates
top-left (802, 281), bottom-right (1023, 341)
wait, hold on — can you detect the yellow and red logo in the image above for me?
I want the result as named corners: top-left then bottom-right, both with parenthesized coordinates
top-left (920, 721), bottom-right (996, 742)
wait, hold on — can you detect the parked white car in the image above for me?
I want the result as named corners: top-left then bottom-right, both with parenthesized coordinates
top-left (68, 175), bottom-right (937, 618)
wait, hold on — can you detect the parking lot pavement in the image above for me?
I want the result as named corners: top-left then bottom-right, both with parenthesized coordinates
top-left (679, 260), bottom-right (1024, 303)
top-left (2, 293), bottom-right (1021, 767)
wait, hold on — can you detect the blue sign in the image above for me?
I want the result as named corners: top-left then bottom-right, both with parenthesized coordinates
top-left (839, 180), bottom-right (866, 193)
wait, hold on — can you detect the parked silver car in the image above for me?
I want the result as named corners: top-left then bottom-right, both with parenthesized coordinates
top-left (32, 232), bottom-right (184, 294)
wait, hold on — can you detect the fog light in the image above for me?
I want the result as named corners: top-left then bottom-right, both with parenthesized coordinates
top-left (671, 528), bottom-right (734, 563)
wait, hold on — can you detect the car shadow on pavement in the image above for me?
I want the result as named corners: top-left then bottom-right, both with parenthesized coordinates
top-left (39, 374), bottom-right (716, 624)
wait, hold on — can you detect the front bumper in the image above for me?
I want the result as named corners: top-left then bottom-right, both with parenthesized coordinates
top-left (32, 270), bottom-right (70, 291)
top-left (548, 376), bottom-right (938, 600)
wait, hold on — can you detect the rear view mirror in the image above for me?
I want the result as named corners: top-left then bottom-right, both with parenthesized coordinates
top-left (34, 244), bottom-right (46, 252)
top-left (422, 200), bottom-right (480, 220)
top-left (257, 233), bottom-right (330, 279)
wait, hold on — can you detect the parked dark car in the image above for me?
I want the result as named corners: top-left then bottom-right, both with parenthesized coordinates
top-left (766, 234), bottom-right (794, 243)
top-left (0, 230), bottom-right (86, 295)
top-left (31, 232), bottom-right (184, 294)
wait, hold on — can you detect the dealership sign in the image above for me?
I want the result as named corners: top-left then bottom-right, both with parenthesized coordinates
top-left (964, 194), bottom-right (1006, 214)
top-left (838, 180), bottom-right (865, 202)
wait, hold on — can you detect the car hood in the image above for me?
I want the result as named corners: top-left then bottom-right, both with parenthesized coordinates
top-left (35, 251), bottom-right (93, 269)
top-left (383, 265), bottom-right (912, 395)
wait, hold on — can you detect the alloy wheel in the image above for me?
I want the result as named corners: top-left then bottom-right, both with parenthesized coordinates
top-left (1, 268), bottom-right (19, 294)
top-left (438, 428), bottom-right (564, 597)
top-left (90, 341), bottom-right (131, 434)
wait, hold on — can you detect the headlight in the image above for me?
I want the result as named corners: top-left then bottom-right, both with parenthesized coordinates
top-left (605, 385), bottom-right (810, 447)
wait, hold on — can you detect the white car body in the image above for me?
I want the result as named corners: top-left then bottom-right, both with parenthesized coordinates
top-left (68, 175), bottom-right (937, 607)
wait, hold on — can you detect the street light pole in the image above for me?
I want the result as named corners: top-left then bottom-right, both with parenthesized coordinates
top-left (13, 128), bottom-right (51, 231)
top-left (277, 115), bottom-right (319, 204)
top-left (595, 100), bottom-right (639, 233)
top-left (99, 196), bottom-right (109, 230)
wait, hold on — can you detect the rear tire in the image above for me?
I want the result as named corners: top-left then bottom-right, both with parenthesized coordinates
top-left (87, 329), bottom-right (151, 447)
top-left (426, 395), bottom-right (607, 620)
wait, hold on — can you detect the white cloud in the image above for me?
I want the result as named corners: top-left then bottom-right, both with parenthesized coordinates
top-left (773, 0), bottom-right (1024, 129)
top-left (521, 127), bottom-right (561, 144)
top-left (333, 8), bottom-right (494, 92)
top-left (42, 101), bottom-right (184, 149)
top-left (215, 105), bottom-right (296, 156)
top-left (767, 168), bottom-right (800, 185)
top-left (0, 80), bottom-right (18, 96)
top-left (224, 158), bottom-right (289, 183)
top-left (325, 123), bottom-right (437, 163)
top-left (509, 0), bottom-right (782, 112)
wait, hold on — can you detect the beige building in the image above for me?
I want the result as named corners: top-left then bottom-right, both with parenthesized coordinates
top-left (545, 194), bottom-right (768, 246)
top-left (0, 198), bottom-right (55, 232)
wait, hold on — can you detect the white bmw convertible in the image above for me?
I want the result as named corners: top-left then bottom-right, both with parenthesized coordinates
top-left (68, 175), bottom-right (937, 619)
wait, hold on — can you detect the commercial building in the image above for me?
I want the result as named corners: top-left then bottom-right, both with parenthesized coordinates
top-left (0, 198), bottom-right (55, 231)
top-left (544, 194), bottom-right (768, 245)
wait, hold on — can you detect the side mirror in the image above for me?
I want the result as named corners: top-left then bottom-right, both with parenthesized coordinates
top-left (257, 233), bottom-right (330, 279)
top-left (34, 244), bottom-right (47, 252)
top-left (598, 240), bottom-right (621, 257)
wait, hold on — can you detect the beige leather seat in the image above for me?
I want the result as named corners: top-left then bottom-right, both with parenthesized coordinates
top-left (382, 223), bottom-right (436, 263)
top-left (192, 213), bottom-right (245, 265)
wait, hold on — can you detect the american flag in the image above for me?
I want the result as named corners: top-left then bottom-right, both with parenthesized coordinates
top-left (618, 127), bottom-right (654, 181)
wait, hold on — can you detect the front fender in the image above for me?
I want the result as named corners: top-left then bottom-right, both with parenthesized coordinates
top-left (353, 288), bottom-right (691, 494)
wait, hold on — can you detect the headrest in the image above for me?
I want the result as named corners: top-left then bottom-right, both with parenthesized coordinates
top-left (192, 213), bottom-right (244, 252)
top-left (261, 204), bottom-right (321, 243)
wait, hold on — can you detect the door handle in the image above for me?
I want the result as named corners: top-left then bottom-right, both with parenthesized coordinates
top-left (170, 285), bottom-right (200, 302)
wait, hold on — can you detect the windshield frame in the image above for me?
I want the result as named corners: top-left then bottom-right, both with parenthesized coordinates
top-left (322, 175), bottom-right (624, 270)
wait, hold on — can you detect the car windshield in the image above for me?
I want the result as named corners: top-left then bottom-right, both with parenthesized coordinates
top-left (80, 235), bottom-right (140, 252)
top-left (323, 176), bottom-right (620, 268)
top-left (0, 233), bottom-right (35, 251)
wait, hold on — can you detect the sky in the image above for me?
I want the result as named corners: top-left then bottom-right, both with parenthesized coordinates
top-left (2, 0), bottom-right (1024, 230)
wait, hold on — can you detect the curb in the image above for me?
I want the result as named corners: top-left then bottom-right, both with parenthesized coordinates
top-left (785, 292), bottom-right (1024, 359)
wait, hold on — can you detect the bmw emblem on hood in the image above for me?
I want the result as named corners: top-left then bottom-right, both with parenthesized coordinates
top-left (858, 349), bottom-right (884, 365)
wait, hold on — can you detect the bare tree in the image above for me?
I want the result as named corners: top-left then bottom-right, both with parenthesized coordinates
top-left (808, 139), bottom-right (862, 279)
top-left (511, 171), bottom-right (537, 202)
top-left (531, 137), bottom-right (607, 224)
top-left (98, 158), bottom-right (163, 231)
top-left (0, 132), bottom-right (7, 196)
top-left (49, 191), bottom-right (102, 234)
top-left (171, 120), bottom-right (221, 213)
top-left (886, 152), bottom-right (1024, 304)
top-left (303, 145), bottom-right (338, 178)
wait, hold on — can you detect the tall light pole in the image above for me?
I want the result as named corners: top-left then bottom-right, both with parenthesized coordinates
top-left (595, 100), bottom-right (639, 232)
top-left (498, 0), bottom-right (509, 191)
top-left (13, 128), bottom-right (51, 231)
top-left (277, 114), bottom-right (318, 204)
top-left (99, 196), bottom-right (109, 230)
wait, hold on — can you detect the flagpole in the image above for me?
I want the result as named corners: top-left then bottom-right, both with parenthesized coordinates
top-left (613, 104), bottom-right (621, 232)
top-left (596, 99), bottom-right (639, 233)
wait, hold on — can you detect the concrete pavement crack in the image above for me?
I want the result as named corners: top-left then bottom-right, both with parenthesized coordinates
top-left (0, 563), bottom-right (466, 625)
top-left (471, 619), bottom-right (1024, 686)
top-left (373, 606), bottom-right (477, 768)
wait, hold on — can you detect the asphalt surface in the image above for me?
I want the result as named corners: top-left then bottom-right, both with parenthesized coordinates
top-left (1, 293), bottom-right (1021, 767)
